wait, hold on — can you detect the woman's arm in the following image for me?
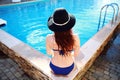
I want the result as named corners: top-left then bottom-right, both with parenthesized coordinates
top-left (46, 35), bottom-right (54, 55)
top-left (73, 35), bottom-right (80, 57)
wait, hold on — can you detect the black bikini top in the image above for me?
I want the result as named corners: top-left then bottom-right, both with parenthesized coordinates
top-left (52, 49), bottom-right (73, 55)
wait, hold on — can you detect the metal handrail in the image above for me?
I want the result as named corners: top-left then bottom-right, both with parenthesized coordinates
top-left (110, 3), bottom-right (119, 21)
top-left (97, 3), bottom-right (119, 31)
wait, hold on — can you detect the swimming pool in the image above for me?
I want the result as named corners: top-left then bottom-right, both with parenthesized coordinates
top-left (0, 0), bottom-right (120, 55)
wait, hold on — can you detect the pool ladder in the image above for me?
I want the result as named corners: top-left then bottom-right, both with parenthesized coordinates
top-left (97, 3), bottom-right (119, 31)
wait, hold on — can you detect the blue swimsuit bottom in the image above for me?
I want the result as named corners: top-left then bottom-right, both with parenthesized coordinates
top-left (50, 62), bottom-right (74, 75)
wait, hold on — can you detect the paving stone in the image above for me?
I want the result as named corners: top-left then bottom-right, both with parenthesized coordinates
top-left (14, 72), bottom-right (21, 78)
top-left (103, 74), bottom-right (111, 80)
top-left (110, 77), bottom-right (119, 80)
top-left (3, 69), bottom-right (10, 73)
top-left (1, 76), bottom-right (8, 80)
top-left (96, 68), bottom-right (104, 73)
top-left (104, 71), bottom-right (109, 75)
top-left (12, 78), bottom-right (19, 80)
top-left (95, 71), bottom-right (104, 77)
top-left (91, 73), bottom-right (98, 79)
top-left (18, 70), bottom-right (24, 75)
top-left (84, 74), bottom-right (89, 78)
top-left (0, 66), bottom-right (6, 71)
top-left (118, 76), bottom-right (120, 80)
top-left (88, 76), bottom-right (97, 80)
top-left (0, 59), bottom-right (5, 63)
top-left (9, 75), bottom-right (16, 80)
top-left (89, 68), bottom-right (96, 73)
top-left (104, 67), bottom-right (109, 72)
top-left (81, 77), bottom-right (88, 80)
top-left (109, 69), bottom-right (117, 74)
top-left (109, 73), bottom-right (118, 79)
top-left (7, 59), bottom-right (17, 65)
top-left (10, 67), bottom-right (16, 72)
top-left (98, 77), bottom-right (106, 80)
top-left (0, 69), bottom-right (3, 73)
top-left (6, 71), bottom-right (14, 78)
top-left (0, 73), bottom-right (8, 79)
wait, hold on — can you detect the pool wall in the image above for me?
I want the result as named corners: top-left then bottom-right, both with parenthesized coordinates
top-left (0, 14), bottom-right (120, 80)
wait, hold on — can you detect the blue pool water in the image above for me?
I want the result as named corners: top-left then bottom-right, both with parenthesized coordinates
top-left (0, 0), bottom-right (120, 55)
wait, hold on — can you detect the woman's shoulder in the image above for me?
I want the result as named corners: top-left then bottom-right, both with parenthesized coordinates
top-left (46, 34), bottom-right (54, 38)
top-left (73, 34), bottom-right (80, 44)
top-left (46, 34), bottom-right (54, 42)
top-left (72, 34), bottom-right (79, 39)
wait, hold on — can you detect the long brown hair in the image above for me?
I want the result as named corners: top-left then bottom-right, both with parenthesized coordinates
top-left (54, 29), bottom-right (74, 56)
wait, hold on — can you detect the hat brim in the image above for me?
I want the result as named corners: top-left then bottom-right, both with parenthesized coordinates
top-left (48, 14), bottom-right (76, 32)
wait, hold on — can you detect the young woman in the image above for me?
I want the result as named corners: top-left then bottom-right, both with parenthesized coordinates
top-left (46, 8), bottom-right (80, 75)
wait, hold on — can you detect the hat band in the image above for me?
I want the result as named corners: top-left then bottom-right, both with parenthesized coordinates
top-left (52, 15), bottom-right (70, 26)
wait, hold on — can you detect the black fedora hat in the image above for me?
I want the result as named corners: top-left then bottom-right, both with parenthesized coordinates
top-left (48, 8), bottom-right (76, 32)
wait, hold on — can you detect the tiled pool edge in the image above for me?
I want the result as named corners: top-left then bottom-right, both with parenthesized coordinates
top-left (0, 19), bottom-right (120, 80)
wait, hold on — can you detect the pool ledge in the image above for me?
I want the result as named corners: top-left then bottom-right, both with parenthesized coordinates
top-left (0, 17), bottom-right (120, 80)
